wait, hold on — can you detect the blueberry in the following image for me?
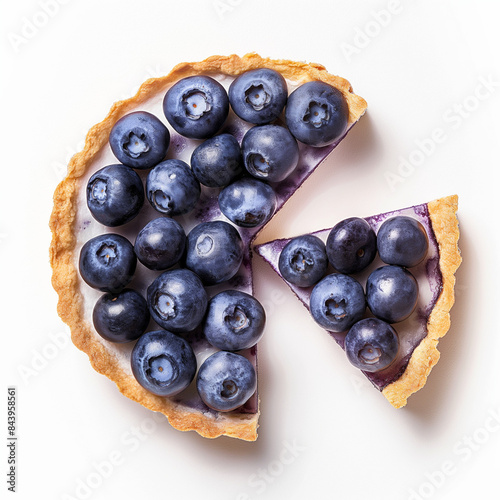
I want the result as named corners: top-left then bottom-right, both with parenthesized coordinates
top-left (278, 235), bottom-right (328, 287)
top-left (326, 217), bottom-right (377, 274)
top-left (86, 164), bottom-right (144, 227)
top-left (203, 290), bottom-right (265, 351)
top-left (163, 76), bottom-right (229, 139)
top-left (228, 68), bottom-right (288, 124)
top-left (196, 351), bottom-right (256, 412)
top-left (345, 318), bottom-right (399, 373)
top-left (131, 330), bottom-right (197, 397)
top-left (191, 133), bottom-right (243, 188)
top-left (219, 177), bottom-right (277, 228)
top-left (93, 289), bottom-right (149, 343)
top-left (241, 125), bottom-right (299, 182)
top-left (146, 159), bottom-right (201, 216)
top-left (366, 265), bottom-right (418, 323)
top-left (185, 221), bottom-right (244, 285)
top-left (147, 269), bottom-right (208, 333)
top-left (134, 217), bottom-right (186, 271)
top-left (109, 111), bottom-right (170, 169)
top-left (285, 81), bottom-right (349, 147)
top-left (377, 216), bottom-right (429, 268)
top-left (79, 234), bottom-right (136, 293)
top-left (310, 273), bottom-right (366, 332)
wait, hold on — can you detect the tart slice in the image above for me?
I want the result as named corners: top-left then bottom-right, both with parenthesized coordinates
top-left (255, 195), bottom-right (461, 408)
top-left (49, 54), bottom-right (367, 440)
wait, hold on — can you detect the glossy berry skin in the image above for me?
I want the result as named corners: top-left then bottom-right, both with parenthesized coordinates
top-left (310, 273), bottom-right (366, 332)
top-left (377, 216), bottom-right (429, 268)
top-left (279, 235), bottom-right (328, 287)
top-left (109, 111), bottom-right (170, 169)
top-left (93, 289), bottom-right (149, 343)
top-left (79, 234), bottom-right (136, 293)
top-left (134, 217), bottom-right (186, 271)
top-left (345, 318), bottom-right (399, 373)
top-left (285, 81), bottom-right (349, 147)
top-left (185, 221), bottom-right (244, 285)
top-left (326, 217), bottom-right (377, 274)
top-left (228, 68), bottom-right (288, 124)
top-left (219, 177), bottom-right (277, 228)
top-left (196, 351), bottom-right (256, 412)
top-left (147, 269), bottom-right (208, 333)
top-left (366, 265), bottom-right (418, 323)
top-left (163, 76), bottom-right (229, 139)
top-left (241, 125), bottom-right (299, 182)
top-left (86, 164), bottom-right (144, 227)
top-left (146, 159), bottom-right (200, 216)
top-left (203, 290), bottom-right (265, 351)
top-left (131, 330), bottom-right (197, 397)
top-left (190, 133), bottom-right (243, 188)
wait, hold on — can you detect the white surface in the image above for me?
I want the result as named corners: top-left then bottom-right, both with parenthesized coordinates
top-left (1, 1), bottom-right (499, 499)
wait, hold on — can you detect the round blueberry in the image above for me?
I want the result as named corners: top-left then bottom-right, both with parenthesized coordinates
top-left (147, 269), bottom-right (208, 333)
top-left (134, 217), bottom-right (186, 271)
top-left (196, 351), bottom-right (256, 412)
top-left (285, 81), bottom-right (349, 147)
top-left (146, 159), bottom-right (201, 216)
top-left (203, 290), bottom-right (265, 351)
top-left (163, 76), bottom-right (229, 139)
top-left (185, 221), bottom-right (244, 286)
top-left (366, 265), bottom-right (418, 323)
top-left (109, 111), bottom-right (170, 169)
top-left (241, 124), bottom-right (299, 182)
top-left (310, 273), bottom-right (366, 332)
top-left (190, 133), bottom-right (243, 188)
top-left (219, 177), bottom-right (277, 228)
top-left (377, 216), bottom-right (429, 268)
top-left (228, 68), bottom-right (288, 124)
top-left (278, 234), bottom-right (328, 287)
top-left (79, 234), bottom-right (136, 293)
top-left (131, 330), bottom-right (197, 397)
top-left (345, 318), bottom-right (399, 373)
top-left (326, 217), bottom-right (377, 274)
top-left (86, 164), bottom-right (144, 227)
top-left (93, 289), bottom-right (149, 343)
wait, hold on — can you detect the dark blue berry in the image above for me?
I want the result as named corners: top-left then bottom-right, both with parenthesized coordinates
top-left (163, 76), bottom-right (229, 139)
top-left (366, 265), bottom-right (418, 323)
top-left (86, 164), bottom-right (144, 227)
top-left (278, 235), bottom-right (328, 287)
top-left (345, 318), bottom-right (399, 373)
top-left (92, 289), bottom-right (149, 343)
top-left (79, 234), bottom-right (136, 293)
top-left (196, 351), bottom-right (256, 412)
top-left (310, 273), bottom-right (366, 332)
top-left (147, 269), bottom-right (208, 333)
top-left (241, 124), bottom-right (299, 182)
top-left (228, 68), bottom-right (288, 124)
top-left (326, 217), bottom-right (377, 274)
top-left (219, 177), bottom-right (277, 228)
top-left (203, 290), bottom-right (265, 351)
top-left (131, 330), bottom-right (197, 397)
top-left (109, 111), bottom-right (170, 169)
top-left (285, 81), bottom-right (349, 147)
top-left (146, 159), bottom-right (200, 216)
top-left (377, 216), bottom-right (429, 268)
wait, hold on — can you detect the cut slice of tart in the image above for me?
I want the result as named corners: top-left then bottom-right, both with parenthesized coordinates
top-left (255, 195), bottom-right (461, 408)
top-left (49, 53), bottom-right (367, 440)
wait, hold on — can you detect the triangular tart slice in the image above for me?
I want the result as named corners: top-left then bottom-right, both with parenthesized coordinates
top-left (255, 195), bottom-right (461, 408)
top-left (49, 53), bottom-right (367, 440)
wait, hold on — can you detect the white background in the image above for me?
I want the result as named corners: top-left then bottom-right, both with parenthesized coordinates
top-left (2, 1), bottom-right (500, 499)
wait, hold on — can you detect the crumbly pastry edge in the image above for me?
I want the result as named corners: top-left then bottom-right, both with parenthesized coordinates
top-left (382, 194), bottom-right (462, 408)
top-left (49, 53), bottom-right (367, 441)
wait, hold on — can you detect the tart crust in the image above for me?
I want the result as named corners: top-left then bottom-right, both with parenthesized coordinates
top-left (49, 53), bottom-right (367, 441)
